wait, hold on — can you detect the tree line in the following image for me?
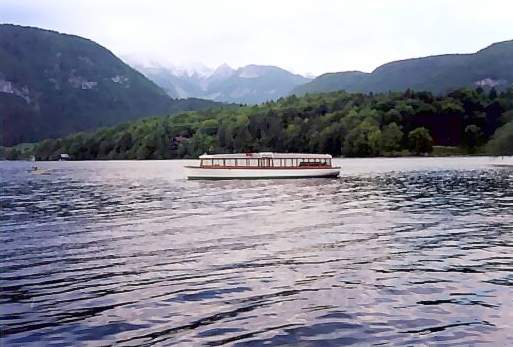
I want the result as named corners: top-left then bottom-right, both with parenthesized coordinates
top-left (2, 87), bottom-right (513, 160)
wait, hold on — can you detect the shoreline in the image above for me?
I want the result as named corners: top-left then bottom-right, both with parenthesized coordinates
top-left (2, 155), bottom-right (512, 163)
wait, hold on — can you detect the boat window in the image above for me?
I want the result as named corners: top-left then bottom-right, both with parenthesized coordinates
top-left (297, 159), bottom-right (329, 167)
top-left (246, 159), bottom-right (258, 167)
top-left (261, 158), bottom-right (271, 167)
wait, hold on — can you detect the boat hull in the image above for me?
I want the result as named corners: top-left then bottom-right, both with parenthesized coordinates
top-left (185, 166), bottom-right (340, 180)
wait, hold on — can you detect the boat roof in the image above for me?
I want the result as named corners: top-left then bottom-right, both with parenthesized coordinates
top-left (199, 152), bottom-right (332, 159)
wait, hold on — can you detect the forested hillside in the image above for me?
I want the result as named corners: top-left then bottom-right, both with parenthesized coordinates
top-left (292, 40), bottom-right (513, 96)
top-left (19, 87), bottom-right (512, 161)
top-left (0, 24), bottom-right (219, 146)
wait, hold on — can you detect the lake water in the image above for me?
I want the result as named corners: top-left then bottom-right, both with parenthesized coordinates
top-left (2, 157), bottom-right (513, 346)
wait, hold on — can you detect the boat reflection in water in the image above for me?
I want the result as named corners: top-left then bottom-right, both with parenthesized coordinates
top-left (185, 152), bottom-right (340, 180)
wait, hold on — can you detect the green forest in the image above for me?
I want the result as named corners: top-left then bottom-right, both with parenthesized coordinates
top-left (3, 87), bottom-right (513, 160)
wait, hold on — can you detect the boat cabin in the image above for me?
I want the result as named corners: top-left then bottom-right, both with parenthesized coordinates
top-left (198, 152), bottom-right (333, 168)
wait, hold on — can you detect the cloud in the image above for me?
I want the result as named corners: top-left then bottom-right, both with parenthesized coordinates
top-left (1, 0), bottom-right (512, 75)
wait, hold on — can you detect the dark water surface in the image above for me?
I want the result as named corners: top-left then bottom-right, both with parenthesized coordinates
top-left (2, 157), bottom-right (513, 346)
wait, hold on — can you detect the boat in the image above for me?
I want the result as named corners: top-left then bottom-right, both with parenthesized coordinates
top-left (185, 152), bottom-right (340, 180)
top-left (27, 156), bottom-right (50, 175)
top-left (30, 167), bottom-right (51, 175)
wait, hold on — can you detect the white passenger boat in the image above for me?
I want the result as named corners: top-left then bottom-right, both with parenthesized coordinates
top-left (185, 152), bottom-right (340, 180)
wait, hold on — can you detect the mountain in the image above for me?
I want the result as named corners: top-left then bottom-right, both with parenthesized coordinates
top-left (209, 63), bottom-right (236, 82)
top-left (292, 40), bottom-right (513, 96)
top-left (136, 66), bottom-right (206, 98)
top-left (207, 65), bottom-right (311, 104)
top-left (0, 24), bottom-right (219, 146)
top-left (129, 60), bottom-right (312, 104)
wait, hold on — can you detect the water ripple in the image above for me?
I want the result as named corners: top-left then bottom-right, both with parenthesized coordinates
top-left (1, 158), bottom-right (513, 346)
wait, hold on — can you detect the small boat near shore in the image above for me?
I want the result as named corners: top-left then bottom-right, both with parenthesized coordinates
top-left (28, 156), bottom-right (51, 175)
top-left (185, 152), bottom-right (340, 180)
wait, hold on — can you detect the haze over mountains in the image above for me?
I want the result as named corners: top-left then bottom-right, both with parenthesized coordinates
top-left (126, 58), bottom-right (312, 104)
top-left (0, 24), bottom-right (219, 146)
top-left (292, 40), bottom-right (513, 95)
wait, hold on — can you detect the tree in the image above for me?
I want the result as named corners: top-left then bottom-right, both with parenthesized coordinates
top-left (199, 119), bottom-right (218, 136)
top-left (408, 127), bottom-right (433, 154)
top-left (99, 139), bottom-right (114, 158)
top-left (463, 124), bottom-right (483, 152)
top-left (116, 132), bottom-right (133, 153)
top-left (381, 122), bottom-right (404, 152)
top-left (35, 138), bottom-right (60, 160)
top-left (383, 108), bottom-right (402, 125)
top-left (189, 132), bottom-right (215, 156)
top-left (342, 119), bottom-right (382, 157)
top-left (136, 132), bottom-right (161, 159)
top-left (316, 122), bottom-right (343, 155)
top-left (5, 147), bottom-right (21, 160)
top-left (489, 87), bottom-right (498, 100)
top-left (136, 142), bottom-right (153, 159)
top-left (68, 135), bottom-right (86, 159)
top-left (487, 121), bottom-right (513, 156)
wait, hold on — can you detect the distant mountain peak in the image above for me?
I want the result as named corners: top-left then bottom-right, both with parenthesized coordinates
top-left (173, 62), bottom-right (214, 78)
top-left (210, 63), bottom-right (235, 80)
top-left (216, 63), bottom-right (234, 71)
top-left (122, 55), bottom-right (215, 79)
top-left (131, 61), bottom-right (312, 104)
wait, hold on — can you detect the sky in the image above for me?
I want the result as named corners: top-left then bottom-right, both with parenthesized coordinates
top-left (1, 0), bottom-right (513, 76)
